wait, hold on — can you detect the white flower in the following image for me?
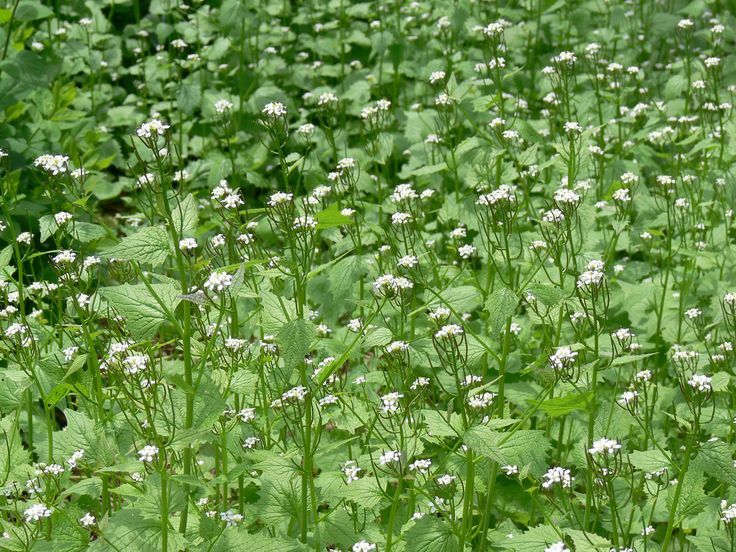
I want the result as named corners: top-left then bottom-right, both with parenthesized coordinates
top-left (136, 119), bottom-right (169, 139)
top-left (396, 254), bottom-right (418, 269)
top-left (554, 187), bottom-right (580, 205)
top-left (53, 250), bottom-right (77, 265)
top-left (372, 274), bottom-right (413, 296)
top-left (588, 438), bottom-right (621, 456)
top-left (409, 459), bottom-right (432, 473)
top-left (67, 449), bottom-right (85, 469)
top-left (24, 504), bottom-right (52, 522)
top-left (220, 510), bottom-right (244, 526)
top-left (618, 390), bottom-right (638, 406)
top-left (123, 354), bottom-right (148, 375)
top-left (549, 346), bottom-right (577, 371)
top-left (262, 102), bottom-right (287, 117)
top-left (342, 461), bottom-right (361, 483)
top-left (17, 232), bottom-right (32, 244)
top-left (577, 270), bottom-right (604, 289)
top-left (467, 392), bottom-right (496, 409)
top-left (564, 121), bottom-right (583, 134)
top-left (34, 154), bottom-right (69, 175)
top-left (437, 474), bottom-right (456, 486)
top-left (268, 192), bottom-right (293, 206)
top-left (429, 70), bottom-right (446, 84)
top-left (542, 467), bottom-right (572, 488)
top-left (353, 542), bottom-right (376, 552)
top-left (385, 340), bottom-right (409, 354)
top-left (543, 209), bottom-right (565, 223)
top-left (380, 392), bottom-right (403, 414)
top-left (435, 324), bottom-right (463, 339)
top-left (54, 211), bottom-right (73, 225)
top-left (214, 99), bottom-right (233, 113)
top-left (179, 238), bottom-right (197, 252)
top-left (721, 501), bottom-right (736, 523)
top-left (687, 374), bottom-right (712, 392)
top-left (204, 271), bottom-right (233, 292)
top-left (79, 513), bottom-right (96, 527)
top-left (458, 244), bottom-right (476, 259)
top-left (138, 445), bottom-right (159, 462)
top-left (612, 188), bottom-right (630, 202)
top-left (293, 215), bottom-right (317, 230)
top-left (545, 542), bottom-right (570, 552)
top-left (379, 450), bottom-right (401, 466)
top-left (391, 212), bottom-right (412, 225)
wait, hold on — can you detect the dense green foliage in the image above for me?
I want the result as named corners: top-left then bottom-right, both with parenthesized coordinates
top-left (0, 0), bottom-right (735, 551)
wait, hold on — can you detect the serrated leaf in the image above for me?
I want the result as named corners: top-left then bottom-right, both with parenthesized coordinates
top-left (330, 476), bottom-right (385, 509)
top-left (316, 203), bottom-right (354, 228)
top-left (420, 409), bottom-right (462, 437)
top-left (278, 318), bottom-right (314, 369)
top-left (485, 286), bottom-right (518, 336)
top-left (73, 221), bottom-right (108, 243)
top-left (498, 524), bottom-right (562, 551)
top-left (627, 449), bottom-right (671, 473)
top-left (666, 468), bottom-right (706, 522)
top-left (693, 440), bottom-right (736, 486)
top-left (540, 392), bottom-right (591, 417)
top-left (171, 193), bottom-right (199, 237)
top-left (404, 517), bottom-right (459, 552)
top-left (523, 283), bottom-right (567, 307)
top-left (99, 282), bottom-right (181, 339)
top-left (465, 427), bottom-right (550, 476)
top-left (101, 226), bottom-right (170, 267)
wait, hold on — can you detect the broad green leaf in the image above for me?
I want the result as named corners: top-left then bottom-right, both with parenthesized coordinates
top-left (101, 225), bottom-right (170, 267)
top-left (15, 1), bottom-right (53, 21)
top-left (171, 193), bottom-right (199, 237)
top-left (316, 203), bottom-right (354, 228)
top-left (404, 517), bottom-right (460, 552)
top-left (540, 392), bottom-right (591, 417)
top-left (278, 318), bottom-right (314, 368)
top-left (497, 524), bottom-right (562, 551)
top-left (485, 286), bottom-right (518, 336)
top-left (666, 468), bottom-right (706, 522)
top-left (465, 427), bottom-right (550, 476)
top-left (693, 440), bottom-right (736, 486)
top-left (99, 282), bottom-right (181, 339)
top-left (627, 449), bottom-right (671, 473)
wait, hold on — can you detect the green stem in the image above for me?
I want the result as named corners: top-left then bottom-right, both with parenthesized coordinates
top-left (661, 436), bottom-right (695, 552)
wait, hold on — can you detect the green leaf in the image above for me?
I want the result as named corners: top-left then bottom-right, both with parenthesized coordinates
top-left (330, 476), bottom-right (385, 509)
top-left (497, 524), bottom-right (562, 551)
top-left (666, 468), bottom-right (706, 522)
top-left (64, 353), bottom-right (88, 379)
top-left (485, 286), bottom-right (518, 336)
top-left (278, 318), bottom-right (314, 369)
top-left (99, 282), bottom-right (181, 339)
top-left (88, 509), bottom-right (188, 552)
top-left (73, 222), bottom-right (108, 243)
top-left (627, 449), bottom-right (671, 473)
top-left (171, 193), bottom-right (199, 237)
top-left (316, 203), bottom-right (354, 228)
top-left (465, 427), bottom-right (550, 476)
top-left (420, 409), bottom-right (462, 437)
top-left (404, 517), bottom-right (460, 552)
top-left (565, 529), bottom-right (611, 552)
top-left (540, 391), bottom-right (591, 417)
top-left (15, 1), bottom-right (53, 21)
top-left (207, 528), bottom-right (301, 552)
top-left (693, 440), bottom-right (736, 486)
top-left (429, 285), bottom-right (483, 315)
top-left (101, 226), bottom-right (170, 267)
top-left (524, 283), bottom-right (568, 307)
